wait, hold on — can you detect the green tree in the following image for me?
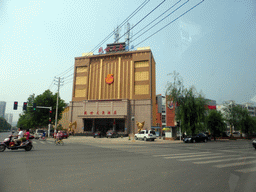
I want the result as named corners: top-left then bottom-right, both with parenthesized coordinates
top-left (206, 110), bottom-right (226, 141)
top-left (234, 106), bottom-right (256, 136)
top-left (222, 101), bottom-right (256, 137)
top-left (166, 71), bottom-right (207, 136)
top-left (17, 89), bottom-right (66, 130)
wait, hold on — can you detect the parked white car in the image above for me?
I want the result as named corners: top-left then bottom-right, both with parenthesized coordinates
top-left (134, 130), bottom-right (156, 141)
top-left (34, 129), bottom-right (45, 139)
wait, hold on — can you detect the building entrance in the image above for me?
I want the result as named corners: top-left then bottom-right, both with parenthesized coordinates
top-left (95, 118), bottom-right (113, 133)
top-left (83, 118), bottom-right (125, 133)
top-left (83, 119), bottom-right (93, 132)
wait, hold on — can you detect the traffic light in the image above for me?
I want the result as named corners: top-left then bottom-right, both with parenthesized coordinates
top-left (13, 101), bottom-right (18, 110)
top-left (33, 103), bottom-right (36, 111)
top-left (49, 110), bottom-right (52, 114)
top-left (49, 118), bottom-right (51, 123)
top-left (23, 102), bottom-right (27, 111)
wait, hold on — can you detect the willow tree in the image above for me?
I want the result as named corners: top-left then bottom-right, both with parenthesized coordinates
top-left (166, 71), bottom-right (207, 136)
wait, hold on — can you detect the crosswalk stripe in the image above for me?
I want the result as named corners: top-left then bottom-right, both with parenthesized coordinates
top-left (235, 166), bottom-right (256, 173)
top-left (214, 160), bottom-right (256, 168)
top-left (154, 152), bottom-right (211, 157)
top-left (194, 157), bottom-right (255, 164)
top-left (164, 153), bottom-right (221, 159)
top-left (40, 141), bottom-right (46, 144)
top-left (179, 155), bottom-right (240, 161)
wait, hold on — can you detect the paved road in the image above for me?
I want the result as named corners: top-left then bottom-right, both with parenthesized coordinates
top-left (1, 133), bottom-right (256, 192)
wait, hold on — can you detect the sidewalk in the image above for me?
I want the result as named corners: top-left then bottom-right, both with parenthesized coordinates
top-left (57, 136), bottom-right (184, 144)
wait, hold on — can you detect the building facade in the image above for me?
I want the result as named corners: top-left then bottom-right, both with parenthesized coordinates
top-left (58, 105), bottom-right (70, 130)
top-left (0, 101), bottom-right (6, 118)
top-left (69, 48), bottom-right (157, 135)
top-left (4, 113), bottom-right (13, 125)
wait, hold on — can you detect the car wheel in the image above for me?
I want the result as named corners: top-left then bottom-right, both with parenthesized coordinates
top-left (204, 139), bottom-right (207, 143)
top-left (144, 137), bottom-right (147, 141)
top-left (193, 139), bottom-right (196, 143)
top-left (152, 139), bottom-right (155, 142)
top-left (135, 136), bottom-right (138, 140)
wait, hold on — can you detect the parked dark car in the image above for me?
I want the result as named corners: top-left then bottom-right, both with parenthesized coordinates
top-left (93, 131), bottom-right (106, 138)
top-left (106, 130), bottom-right (118, 138)
top-left (204, 132), bottom-right (212, 141)
top-left (183, 133), bottom-right (208, 143)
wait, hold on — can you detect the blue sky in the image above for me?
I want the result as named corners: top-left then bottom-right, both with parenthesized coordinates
top-left (1, 0), bottom-right (256, 122)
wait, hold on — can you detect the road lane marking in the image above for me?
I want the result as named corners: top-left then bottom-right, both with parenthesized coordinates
top-left (179, 155), bottom-right (240, 161)
top-left (214, 160), bottom-right (256, 168)
top-left (194, 157), bottom-right (255, 164)
top-left (235, 166), bottom-right (256, 173)
top-left (164, 153), bottom-right (222, 159)
top-left (154, 152), bottom-right (211, 157)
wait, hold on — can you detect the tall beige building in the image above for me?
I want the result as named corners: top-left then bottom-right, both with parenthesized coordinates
top-left (69, 47), bottom-right (157, 135)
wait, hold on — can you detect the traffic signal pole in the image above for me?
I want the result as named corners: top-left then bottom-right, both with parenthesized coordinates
top-left (26, 105), bottom-right (52, 137)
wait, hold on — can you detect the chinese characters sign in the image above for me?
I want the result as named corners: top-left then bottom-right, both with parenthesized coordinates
top-left (98, 43), bottom-right (126, 54)
top-left (84, 111), bottom-right (117, 115)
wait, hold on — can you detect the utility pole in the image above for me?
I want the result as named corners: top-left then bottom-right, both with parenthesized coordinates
top-left (54, 77), bottom-right (64, 134)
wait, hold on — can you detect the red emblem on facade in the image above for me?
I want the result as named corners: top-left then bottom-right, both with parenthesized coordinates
top-left (114, 111), bottom-right (117, 114)
top-left (84, 111), bottom-right (87, 115)
top-left (97, 111), bottom-right (99, 115)
top-left (102, 111), bottom-right (105, 115)
top-left (107, 111), bottom-right (111, 114)
top-left (105, 74), bottom-right (114, 84)
top-left (90, 111), bottom-right (93, 115)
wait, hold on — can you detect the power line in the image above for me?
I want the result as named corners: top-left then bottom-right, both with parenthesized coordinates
top-left (53, 1), bottom-right (150, 81)
top-left (63, 81), bottom-right (73, 86)
top-left (48, 79), bottom-right (55, 90)
top-left (133, 0), bottom-right (205, 47)
top-left (90, 0), bottom-right (150, 53)
top-left (116, 0), bottom-right (166, 43)
top-left (52, 0), bottom-right (204, 90)
top-left (55, 66), bottom-right (73, 77)
top-left (131, 0), bottom-right (183, 42)
top-left (63, 77), bottom-right (74, 83)
top-left (62, 73), bottom-right (73, 79)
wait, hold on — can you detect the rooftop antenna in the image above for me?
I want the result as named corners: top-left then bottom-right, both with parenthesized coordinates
top-left (125, 23), bottom-right (130, 51)
top-left (125, 23), bottom-right (134, 51)
top-left (114, 26), bottom-right (121, 43)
